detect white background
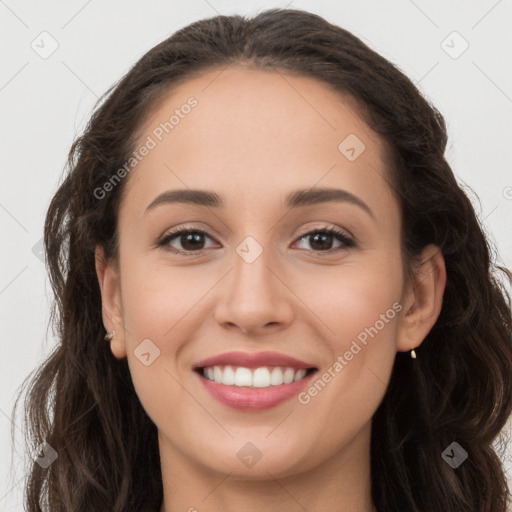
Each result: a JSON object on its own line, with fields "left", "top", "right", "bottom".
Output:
{"left": 1, "top": 0, "right": 511, "bottom": 510}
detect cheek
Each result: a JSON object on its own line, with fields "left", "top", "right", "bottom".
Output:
{"left": 119, "top": 259, "right": 192, "bottom": 427}
{"left": 117, "top": 252, "right": 192, "bottom": 398}
{"left": 293, "top": 257, "right": 403, "bottom": 346}
{"left": 289, "top": 264, "right": 402, "bottom": 461}
{"left": 120, "top": 252, "right": 200, "bottom": 339}
{"left": 298, "top": 254, "right": 402, "bottom": 402}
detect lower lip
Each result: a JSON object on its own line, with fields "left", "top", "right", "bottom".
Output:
{"left": 196, "top": 370, "right": 316, "bottom": 411}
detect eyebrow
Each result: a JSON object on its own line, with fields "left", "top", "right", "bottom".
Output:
{"left": 145, "top": 187, "right": 374, "bottom": 219}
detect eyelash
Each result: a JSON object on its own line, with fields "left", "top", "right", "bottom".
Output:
{"left": 156, "top": 224, "right": 356, "bottom": 256}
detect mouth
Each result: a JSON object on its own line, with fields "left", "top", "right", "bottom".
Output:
{"left": 193, "top": 364, "right": 318, "bottom": 411}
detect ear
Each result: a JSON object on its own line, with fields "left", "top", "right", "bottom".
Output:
{"left": 396, "top": 244, "right": 446, "bottom": 352}
{"left": 95, "top": 245, "right": 127, "bottom": 359}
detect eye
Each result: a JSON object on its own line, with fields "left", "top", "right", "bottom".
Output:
{"left": 156, "top": 225, "right": 355, "bottom": 255}
{"left": 156, "top": 227, "right": 218, "bottom": 254}
{"left": 293, "top": 226, "right": 355, "bottom": 253}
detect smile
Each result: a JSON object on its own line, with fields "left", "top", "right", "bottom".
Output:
{"left": 194, "top": 365, "right": 318, "bottom": 410}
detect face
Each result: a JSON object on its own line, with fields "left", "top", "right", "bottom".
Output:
{"left": 96, "top": 65, "right": 440, "bottom": 479}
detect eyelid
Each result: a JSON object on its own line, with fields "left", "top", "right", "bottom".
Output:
{"left": 294, "top": 223, "right": 354, "bottom": 241}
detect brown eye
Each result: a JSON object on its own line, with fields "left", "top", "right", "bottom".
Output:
{"left": 177, "top": 231, "right": 206, "bottom": 251}
{"left": 158, "top": 228, "right": 218, "bottom": 254}
{"left": 294, "top": 228, "right": 355, "bottom": 253}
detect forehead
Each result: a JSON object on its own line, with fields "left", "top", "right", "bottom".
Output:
{"left": 120, "top": 64, "right": 394, "bottom": 216}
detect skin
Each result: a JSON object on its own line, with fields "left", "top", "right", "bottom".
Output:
{"left": 95, "top": 65, "right": 446, "bottom": 512}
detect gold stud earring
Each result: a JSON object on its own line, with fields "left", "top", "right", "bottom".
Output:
{"left": 104, "top": 331, "right": 114, "bottom": 342}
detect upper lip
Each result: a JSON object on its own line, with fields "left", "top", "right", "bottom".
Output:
{"left": 193, "top": 351, "right": 316, "bottom": 370}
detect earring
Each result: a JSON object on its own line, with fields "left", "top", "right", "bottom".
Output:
{"left": 104, "top": 331, "right": 114, "bottom": 342}
{"left": 407, "top": 331, "right": 417, "bottom": 359}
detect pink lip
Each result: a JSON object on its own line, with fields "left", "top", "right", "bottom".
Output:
{"left": 193, "top": 350, "right": 315, "bottom": 370}
{"left": 195, "top": 369, "right": 317, "bottom": 410}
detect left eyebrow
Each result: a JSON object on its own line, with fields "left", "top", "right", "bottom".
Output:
{"left": 144, "top": 186, "right": 374, "bottom": 219}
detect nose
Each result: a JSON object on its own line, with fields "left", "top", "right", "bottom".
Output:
{"left": 214, "top": 245, "right": 294, "bottom": 336}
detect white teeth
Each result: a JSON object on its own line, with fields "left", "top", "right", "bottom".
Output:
{"left": 234, "top": 367, "right": 252, "bottom": 386}
{"left": 202, "top": 365, "right": 311, "bottom": 387}
{"left": 213, "top": 366, "right": 223, "bottom": 383}
{"left": 270, "top": 367, "right": 284, "bottom": 385}
{"left": 283, "top": 368, "right": 295, "bottom": 384}
{"left": 252, "top": 367, "right": 271, "bottom": 388}
{"left": 222, "top": 365, "right": 235, "bottom": 385}
{"left": 293, "top": 369, "right": 307, "bottom": 382}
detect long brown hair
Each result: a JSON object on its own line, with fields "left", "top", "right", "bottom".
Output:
{"left": 11, "top": 8, "right": 512, "bottom": 511}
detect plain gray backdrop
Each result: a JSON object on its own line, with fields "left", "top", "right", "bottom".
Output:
{"left": 1, "top": 1, "right": 511, "bottom": 510}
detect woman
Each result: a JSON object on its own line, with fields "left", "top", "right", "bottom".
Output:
{"left": 11, "top": 8, "right": 512, "bottom": 512}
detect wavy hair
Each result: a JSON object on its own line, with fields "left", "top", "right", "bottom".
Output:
{"left": 11, "top": 8, "right": 512, "bottom": 511}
